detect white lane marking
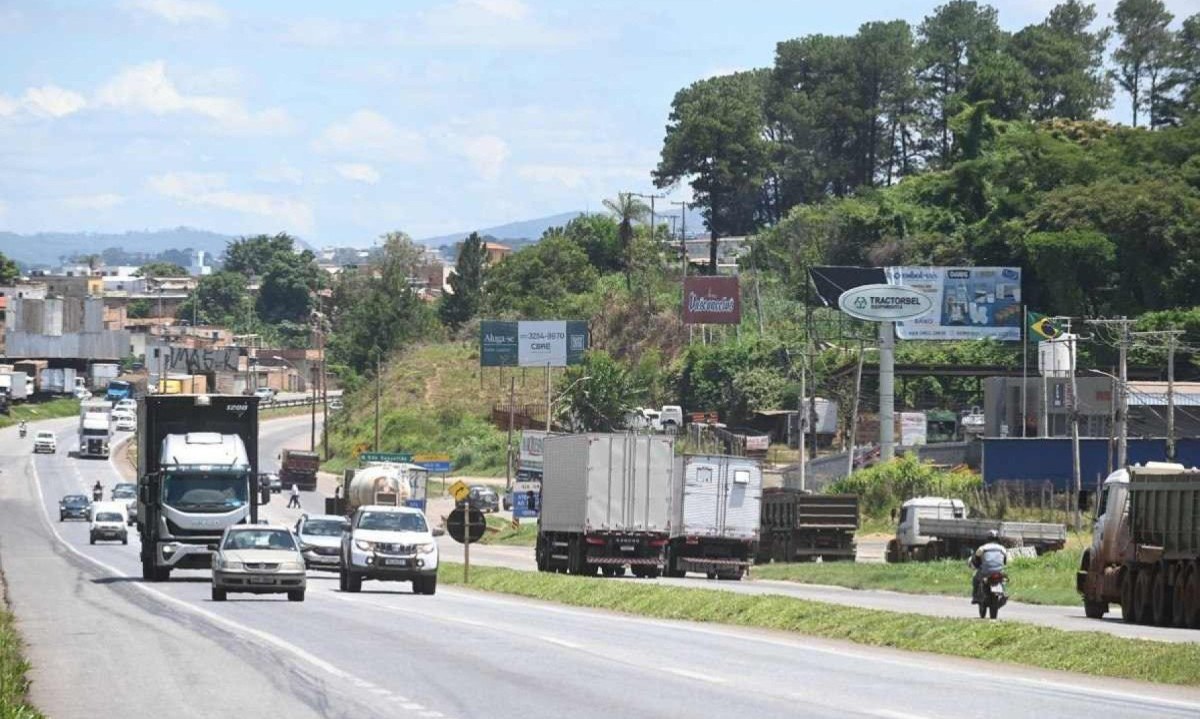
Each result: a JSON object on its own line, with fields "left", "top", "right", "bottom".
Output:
{"left": 25, "top": 458, "right": 435, "bottom": 716}
{"left": 665, "top": 667, "right": 726, "bottom": 684}
{"left": 439, "top": 589, "right": 1200, "bottom": 713}
{"left": 869, "top": 711, "right": 933, "bottom": 719}
{"left": 418, "top": 712, "right": 444, "bottom": 718}
{"left": 538, "top": 635, "right": 582, "bottom": 650}
{"left": 401, "top": 703, "right": 424, "bottom": 711}
{"left": 370, "top": 687, "right": 391, "bottom": 696}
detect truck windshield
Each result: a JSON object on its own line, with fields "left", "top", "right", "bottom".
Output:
{"left": 358, "top": 512, "right": 427, "bottom": 532}
{"left": 162, "top": 472, "right": 248, "bottom": 513}
{"left": 83, "top": 428, "right": 109, "bottom": 437}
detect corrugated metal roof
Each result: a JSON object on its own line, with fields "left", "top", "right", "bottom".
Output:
{"left": 1126, "top": 381, "right": 1200, "bottom": 407}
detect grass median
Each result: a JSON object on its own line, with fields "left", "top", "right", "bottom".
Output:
{"left": 753, "top": 548, "right": 1082, "bottom": 606}
{"left": 439, "top": 562, "right": 1200, "bottom": 686}
{"left": 481, "top": 516, "right": 538, "bottom": 546}
{"left": 0, "top": 398, "right": 80, "bottom": 431}
{"left": 0, "top": 593, "right": 43, "bottom": 719}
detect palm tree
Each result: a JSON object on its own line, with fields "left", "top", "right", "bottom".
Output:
{"left": 602, "top": 193, "right": 649, "bottom": 290}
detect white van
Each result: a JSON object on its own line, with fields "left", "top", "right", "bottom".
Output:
{"left": 90, "top": 502, "right": 129, "bottom": 545}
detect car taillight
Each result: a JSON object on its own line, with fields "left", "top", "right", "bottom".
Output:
{"left": 648, "top": 538, "right": 668, "bottom": 548}
{"left": 988, "top": 573, "right": 1004, "bottom": 583}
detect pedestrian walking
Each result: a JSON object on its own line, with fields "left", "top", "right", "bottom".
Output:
{"left": 287, "top": 483, "right": 301, "bottom": 509}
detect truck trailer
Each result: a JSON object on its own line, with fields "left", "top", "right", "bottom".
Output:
{"left": 664, "top": 454, "right": 762, "bottom": 580}
{"left": 537, "top": 433, "right": 675, "bottom": 577}
{"left": 1078, "top": 463, "right": 1200, "bottom": 627}
{"left": 756, "top": 489, "right": 859, "bottom": 563}
{"left": 280, "top": 448, "right": 320, "bottom": 491}
{"left": 136, "top": 394, "right": 263, "bottom": 581}
{"left": 78, "top": 399, "right": 113, "bottom": 458}
{"left": 886, "top": 497, "right": 1067, "bottom": 562}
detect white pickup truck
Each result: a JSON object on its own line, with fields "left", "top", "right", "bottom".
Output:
{"left": 339, "top": 505, "right": 439, "bottom": 595}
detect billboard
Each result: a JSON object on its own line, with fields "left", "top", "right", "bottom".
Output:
{"left": 480, "top": 321, "right": 588, "bottom": 367}
{"left": 885, "top": 267, "right": 1022, "bottom": 341}
{"left": 682, "top": 276, "right": 741, "bottom": 325}
{"left": 837, "top": 284, "right": 934, "bottom": 322}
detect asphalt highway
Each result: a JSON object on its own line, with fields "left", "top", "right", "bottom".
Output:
{"left": 2, "top": 417, "right": 1198, "bottom": 719}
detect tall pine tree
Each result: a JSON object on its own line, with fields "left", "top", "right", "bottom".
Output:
{"left": 439, "top": 232, "right": 485, "bottom": 328}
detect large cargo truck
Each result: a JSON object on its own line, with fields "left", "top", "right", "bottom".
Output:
{"left": 89, "top": 363, "right": 120, "bottom": 391}
{"left": 756, "top": 490, "right": 859, "bottom": 563}
{"left": 537, "top": 433, "right": 676, "bottom": 577}
{"left": 1078, "top": 463, "right": 1200, "bottom": 627}
{"left": 40, "top": 368, "right": 78, "bottom": 395}
{"left": 280, "top": 448, "right": 320, "bottom": 491}
{"left": 136, "top": 394, "right": 263, "bottom": 581}
{"left": 664, "top": 454, "right": 762, "bottom": 580}
{"left": 0, "top": 372, "right": 29, "bottom": 402}
{"left": 78, "top": 399, "right": 113, "bottom": 458}
{"left": 885, "top": 497, "right": 1066, "bottom": 562}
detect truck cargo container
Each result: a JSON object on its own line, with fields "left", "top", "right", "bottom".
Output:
{"left": 40, "top": 367, "right": 78, "bottom": 395}
{"left": 756, "top": 490, "right": 859, "bottom": 563}
{"left": 280, "top": 448, "right": 320, "bottom": 491}
{"left": 664, "top": 454, "right": 762, "bottom": 580}
{"left": 137, "top": 394, "right": 263, "bottom": 581}
{"left": 885, "top": 497, "right": 1066, "bottom": 562}
{"left": 537, "top": 433, "right": 675, "bottom": 577}
{"left": 89, "top": 362, "right": 119, "bottom": 391}
{"left": 78, "top": 399, "right": 113, "bottom": 458}
{"left": 13, "top": 360, "right": 47, "bottom": 389}
{"left": 1078, "top": 463, "right": 1200, "bottom": 627}
{"left": 0, "top": 372, "right": 29, "bottom": 402}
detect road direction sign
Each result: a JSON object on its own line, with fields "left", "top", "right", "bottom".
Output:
{"left": 446, "top": 507, "right": 486, "bottom": 544}
{"left": 360, "top": 452, "right": 412, "bottom": 463}
{"left": 413, "top": 453, "right": 452, "bottom": 473}
{"left": 512, "top": 479, "right": 541, "bottom": 519}
{"left": 449, "top": 479, "right": 469, "bottom": 503}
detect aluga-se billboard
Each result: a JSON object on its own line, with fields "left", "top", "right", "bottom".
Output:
{"left": 479, "top": 321, "right": 589, "bottom": 367}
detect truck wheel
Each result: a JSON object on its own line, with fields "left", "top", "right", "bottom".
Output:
{"left": 346, "top": 572, "right": 362, "bottom": 593}
{"left": 1186, "top": 566, "right": 1200, "bottom": 629}
{"left": 287, "top": 590, "right": 305, "bottom": 602}
{"left": 885, "top": 539, "right": 900, "bottom": 564}
{"left": 121, "top": 535, "right": 128, "bottom": 545}
{"left": 1135, "top": 570, "right": 1154, "bottom": 625}
{"left": 89, "top": 535, "right": 95, "bottom": 545}
{"left": 535, "top": 536, "right": 548, "bottom": 572}
{"left": 338, "top": 569, "right": 348, "bottom": 591}
{"left": 1083, "top": 600, "right": 1107, "bottom": 619}
{"left": 611, "top": 566, "right": 626, "bottom": 578}
{"left": 211, "top": 588, "right": 226, "bottom": 602}
{"left": 1120, "top": 569, "right": 1138, "bottom": 623}
{"left": 1172, "top": 565, "right": 1189, "bottom": 628}
{"left": 419, "top": 575, "right": 437, "bottom": 595}
{"left": 1152, "top": 569, "right": 1172, "bottom": 627}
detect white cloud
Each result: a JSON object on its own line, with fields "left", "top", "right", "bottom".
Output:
{"left": 61, "top": 194, "right": 126, "bottom": 211}
{"left": 405, "top": 0, "right": 575, "bottom": 49}
{"left": 448, "top": 134, "right": 509, "bottom": 181}
{"left": 281, "top": 18, "right": 364, "bottom": 46}
{"left": 0, "top": 95, "right": 18, "bottom": 117}
{"left": 516, "top": 164, "right": 587, "bottom": 189}
{"left": 256, "top": 162, "right": 304, "bottom": 185}
{"left": 123, "top": 0, "right": 227, "bottom": 25}
{"left": 314, "top": 110, "right": 425, "bottom": 161}
{"left": 468, "top": 0, "right": 530, "bottom": 20}
{"left": 0, "top": 200, "right": 7, "bottom": 218}
{"left": 335, "top": 163, "right": 381, "bottom": 184}
{"left": 96, "top": 61, "right": 291, "bottom": 133}
{"left": 23, "top": 85, "right": 87, "bottom": 118}
{"left": 149, "top": 172, "right": 314, "bottom": 234}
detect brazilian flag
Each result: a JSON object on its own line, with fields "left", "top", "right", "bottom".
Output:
{"left": 1027, "top": 311, "right": 1062, "bottom": 340}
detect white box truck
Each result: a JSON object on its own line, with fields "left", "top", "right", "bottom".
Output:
{"left": 537, "top": 433, "right": 676, "bottom": 578}
{"left": 664, "top": 454, "right": 762, "bottom": 581}
{"left": 78, "top": 399, "right": 113, "bottom": 458}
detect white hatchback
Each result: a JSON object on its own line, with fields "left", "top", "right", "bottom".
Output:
{"left": 112, "top": 411, "right": 137, "bottom": 432}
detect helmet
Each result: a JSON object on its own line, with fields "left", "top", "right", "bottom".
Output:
{"left": 987, "top": 529, "right": 1000, "bottom": 540}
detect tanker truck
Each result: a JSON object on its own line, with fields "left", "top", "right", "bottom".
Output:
{"left": 342, "top": 464, "right": 412, "bottom": 514}
{"left": 1077, "top": 462, "right": 1200, "bottom": 628}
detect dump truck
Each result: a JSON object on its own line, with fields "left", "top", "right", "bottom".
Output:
{"left": 280, "top": 448, "right": 320, "bottom": 491}
{"left": 78, "top": 399, "right": 113, "bottom": 458}
{"left": 886, "top": 496, "right": 1067, "bottom": 562}
{"left": 136, "top": 394, "right": 263, "bottom": 581}
{"left": 1078, "top": 462, "right": 1200, "bottom": 627}
{"left": 756, "top": 489, "right": 859, "bottom": 563}
{"left": 537, "top": 433, "right": 676, "bottom": 577}
{"left": 664, "top": 454, "right": 762, "bottom": 580}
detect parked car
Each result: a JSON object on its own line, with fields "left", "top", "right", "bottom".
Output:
{"left": 463, "top": 485, "right": 499, "bottom": 513}
{"left": 295, "top": 514, "right": 350, "bottom": 570}
{"left": 89, "top": 504, "right": 129, "bottom": 545}
{"left": 113, "top": 411, "right": 137, "bottom": 432}
{"left": 253, "top": 387, "right": 276, "bottom": 401}
{"left": 34, "top": 430, "right": 57, "bottom": 454}
{"left": 59, "top": 494, "right": 91, "bottom": 521}
{"left": 259, "top": 472, "right": 282, "bottom": 493}
{"left": 329, "top": 398, "right": 344, "bottom": 411}
{"left": 73, "top": 387, "right": 93, "bottom": 400}
{"left": 660, "top": 405, "right": 684, "bottom": 431}
{"left": 210, "top": 525, "right": 307, "bottom": 602}
{"left": 340, "top": 505, "right": 439, "bottom": 595}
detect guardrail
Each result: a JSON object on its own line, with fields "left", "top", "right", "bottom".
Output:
{"left": 261, "top": 396, "right": 338, "bottom": 409}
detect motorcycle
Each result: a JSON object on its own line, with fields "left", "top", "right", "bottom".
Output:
{"left": 976, "top": 572, "right": 1008, "bottom": 619}
{"left": 92, "top": 487, "right": 104, "bottom": 502}
{"left": 18, "top": 424, "right": 26, "bottom": 438}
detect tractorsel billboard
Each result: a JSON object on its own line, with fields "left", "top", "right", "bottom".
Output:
{"left": 682, "top": 276, "right": 741, "bottom": 325}
{"left": 480, "top": 321, "right": 588, "bottom": 367}
{"left": 837, "top": 284, "right": 933, "bottom": 322}
{"left": 886, "top": 266, "right": 1023, "bottom": 341}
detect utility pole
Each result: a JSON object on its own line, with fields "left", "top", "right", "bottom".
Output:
{"left": 1064, "top": 322, "right": 1081, "bottom": 529}
{"left": 320, "top": 325, "right": 328, "bottom": 460}
{"left": 506, "top": 377, "right": 516, "bottom": 492}
{"left": 632, "top": 191, "right": 668, "bottom": 250}
{"left": 846, "top": 341, "right": 866, "bottom": 479}
{"left": 544, "top": 364, "right": 552, "bottom": 432}
{"left": 310, "top": 362, "right": 317, "bottom": 451}
{"left": 671, "top": 200, "right": 687, "bottom": 275}
{"left": 1168, "top": 333, "right": 1176, "bottom": 460}
{"left": 879, "top": 321, "right": 895, "bottom": 462}
{"left": 798, "top": 350, "right": 806, "bottom": 491}
{"left": 1088, "top": 318, "right": 1136, "bottom": 468}
{"left": 374, "top": 351, "right": 381, "bottom": 452}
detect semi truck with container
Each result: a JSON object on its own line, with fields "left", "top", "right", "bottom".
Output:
{"left": 280, "top": 448, "right": 321, "bottom": 491}
{"left": 756, "top": 489, "right": 859, "bottom": 563}
{"left": 537, "top": 433, "right": 675, "bottom": 577}
{"left": 1077, "top": 462, "right": 1200, "bottom": 627}
{"left": 88, "top": 363, "right": 120, "bottom": 391}
{"left": 885, "top": 497, "right": 1067, "bottom": 562}
{"left": 0, "top": 372, "right": 29, "bottom": 402}
{"left": 78, "top": 399, "right": 113, "bottom": 459}
{"left": 663, "top": 454, "right": 762, "bottom": 580}
{"left": 136, "top": 394, "right": 264, "bottom": 581}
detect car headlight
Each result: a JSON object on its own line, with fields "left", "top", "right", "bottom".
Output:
{"left": 300, "top": 543, "right": 315, "bottom": 552}
{"left": 282, "top": 561, "right": 305, "bottom": 572}
{"left": 354, "top": 539, "right": 374, "bottom": 551}
{"left": 215, "top": 559, "right": 243, "bottom": 570}
{"left": 417, "top": 542, "right": 436, "bottom": 555}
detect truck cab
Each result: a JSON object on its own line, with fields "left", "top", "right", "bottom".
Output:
{"left": 896, "top": 497, "right": 966, "bottom": 549}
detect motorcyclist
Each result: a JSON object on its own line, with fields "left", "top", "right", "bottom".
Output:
{"left": 92, "top": 481, "right": 104, "bottom": 501}
{"left": 969, "top": 529, "right": 1008, "bottom": 604}
{"left": 18, "top": 420, "right": 27, "bottom": 437}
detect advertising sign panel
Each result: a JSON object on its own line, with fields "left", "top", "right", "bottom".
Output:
{"left": 511, "top": 479, "right": 542, "bottom": 519}
{"left": 837, "top": 284, "right": 934, "bottom": 322}
{"left": 886, "top": 267, "right": 1022, "bottom": 341}
{"left": 479, "top": 321, "right": 588, "bottom": 367}
{"left": 682, "top": 276, "right": 741, "bottom": 325}
{"left": 519, "top": 430, "right": 548, "bottom": 474}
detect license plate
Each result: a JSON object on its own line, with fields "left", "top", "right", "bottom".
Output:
{"left": 620, "top": 545, "right": 635, "bottom": 552}
{"left": 991, "top": 584, "right": 1005, "bottom": 594}
{"left": 384, "top": 558, "right": 410, "bottom": 567}
{"left": 249, "top": 577, "right": 275, "bottom": 584}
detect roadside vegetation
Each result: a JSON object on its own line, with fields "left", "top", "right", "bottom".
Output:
{"left": 0, "top": 589, "right": 43, "bottom": 719}
{"left": 481, "top": 516, "right": 538, "bottom": 546}
{"left": 755, "top": 545, "right": 1084, "bottom": 606}
{"left": 0, "top": 399, "right": 80, "bottom": 431}
{"left": 440, "top": 564, "right": 1200, "bottom": 686}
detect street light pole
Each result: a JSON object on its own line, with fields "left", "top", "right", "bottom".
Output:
{"left": 671, "top": 200, "right": 687, "bottom": 275}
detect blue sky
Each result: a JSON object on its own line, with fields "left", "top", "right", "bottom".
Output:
{"left": 0, "top": 0, "right": 1196, "bottom": 246}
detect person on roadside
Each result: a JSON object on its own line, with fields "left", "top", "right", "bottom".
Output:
{"left": 968, "top": 529, "right": 1008, "bottom": 604}
{"left": 287, "top": 483, "right": 301, "bottom": 509}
